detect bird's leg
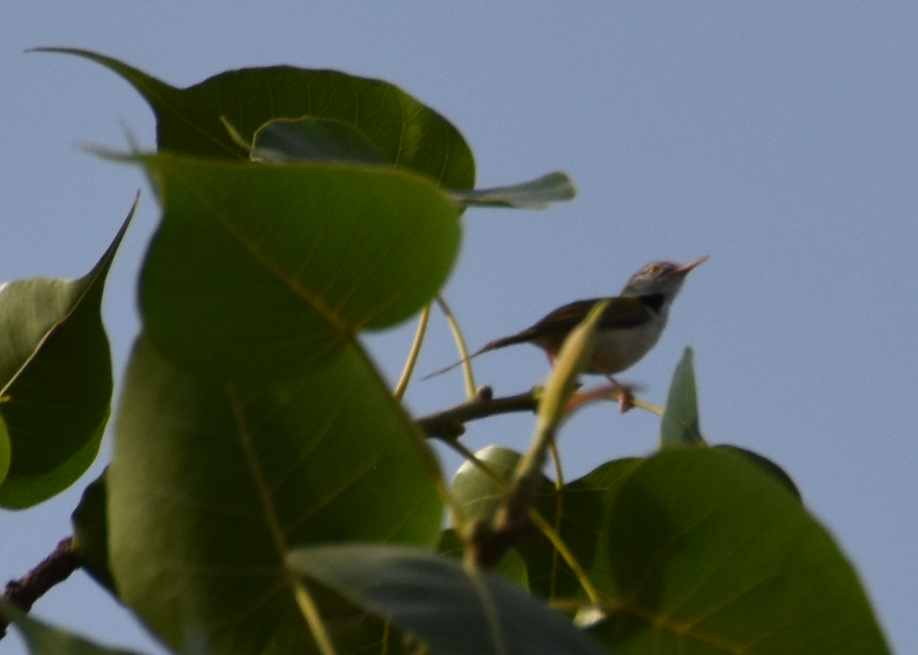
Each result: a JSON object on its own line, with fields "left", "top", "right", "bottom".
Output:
{"left": 605, "top": 376, "right": 636, "bottom": 413}
{"left": 548, "top": 350, "right": 636, "bottom": 414}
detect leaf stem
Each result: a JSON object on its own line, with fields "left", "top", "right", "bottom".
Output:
{"left": 393, "top": 303, "right": 432, "bottom": 401}
{"left": 435, "top": 296, "right": 476, "bottom": 400}
{"left": 292, "top": 581, "right": 339, "bottom": 655}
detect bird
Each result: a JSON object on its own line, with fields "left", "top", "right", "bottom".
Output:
{"left": 425, "top": 257, "right": 708, "bottom": 399}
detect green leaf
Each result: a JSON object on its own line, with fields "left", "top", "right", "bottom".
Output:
{"left": 596, "top": 448, "right": 890, "bottom": 654}
{"left": 1, "top": 602, "right": 145, "bottom": 655}
{"left": 450, "top": 449, "right": 644, "bottom": 601}
{"left": 138, "top": 154, "right": 461, "bottom": 377}
{"left": 517, "top": 458, "right": 643, "bottom": 602}
{"left": 71, "top": 473, "right": 117, "bottom": 595}
{"left": 713, "top": 444, "right": 802, "bottom": 501}
{"left": 449, "top": 171, "right": 577, "bottom": 210}
{"left": 40, "top": 48, "right": 475, "bottom": 190}
{"left": 287, "top": 544, "right": 609, "bottom": 655}
{"left": 251, "top": 118, "right": 390, "bottom": 165}
{"left": 659, "top": 347, "right": 705, "bottom": 448}
{"left": 108, "top": 337, "right": 443, "bottom": 654}
{"left": 0, "top": 199, "right": 135, "bottom": 508}
{"left": 437, "top": 528, "right": 530, "bottom": 590}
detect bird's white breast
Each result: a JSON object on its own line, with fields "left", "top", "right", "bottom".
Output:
{"left": 585, "top": 312, "right": 668, "bottom": 374}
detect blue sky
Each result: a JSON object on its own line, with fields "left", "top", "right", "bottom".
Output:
{"left": 2, "top": 3, "right": 916, "bottom": 653}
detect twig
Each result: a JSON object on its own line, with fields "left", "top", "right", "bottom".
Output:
{"left": 416, "top": 386, "right": 540, "bottom": 440}
{"left": 0, "top": 538, "right": 79, "bottom": 639}
{"left": 414, "top": 380, "right": 656, "bottom": 441}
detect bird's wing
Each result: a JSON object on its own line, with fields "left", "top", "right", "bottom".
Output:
{"left": 531, "top": 296, "right": 655, "bottom": 332}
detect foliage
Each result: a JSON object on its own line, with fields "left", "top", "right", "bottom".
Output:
{"left": 1, "top": 50, "right": 890, "bottom": 655}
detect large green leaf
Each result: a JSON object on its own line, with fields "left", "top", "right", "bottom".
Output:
{"left": 139, "top": 154, "right": 461, "bottom": 377}
{"left": 515, "top": 458, "right": 642, "bottom": 602}
{"left": 41, "top": 48, "right": 475, "bottom": 190}
{"left": 251, "top": 119, "right": 577, "bottom": 210}
{"left": 108, "top": 337, "right": 443, "bottom": 654}
{"left": 713, "top": 444, "right": 801, "bottom": 501}
{"left": 450, "top": 447, "right": 643, "bottom": 603}
{"left": 287, "top": 544, "right": 609, "bottom": 655}
{"left": 0, "top": 201, "right": 134, "bottom": 507}
{"left": 2, "top": 602, "right": 145, "bottom": 655}
{"left": 596, "top": 448, "right": 890, "bottom": 654}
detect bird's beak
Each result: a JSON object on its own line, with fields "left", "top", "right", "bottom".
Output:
{"left": 676, "top": 255, "right": 709, "bottom": 275}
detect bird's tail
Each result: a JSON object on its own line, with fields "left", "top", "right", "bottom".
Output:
{"left": 421, "top": 331, "right": 536, "bottom": 380}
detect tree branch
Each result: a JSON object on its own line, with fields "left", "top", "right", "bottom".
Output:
{"left": 415, "top": 386, "right": 540, "bottom": 440}
{"left": 0, "top": 538, "right": 78, "bottom": 639}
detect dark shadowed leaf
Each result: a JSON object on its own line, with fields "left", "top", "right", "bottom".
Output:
{"left": 0, "top": 199, "right": 134, "bottom": 507}
{"left": 518, "top": 458, "right": 642, "bottom": 602}
{"left": 450, "top": 447, "right": 643, "bottom": 602}
{"left": 287, "top": 544, "right": 609, "bottom": 655}
{"left": 437, "top": 528, "right": 530, "bottom": 590}
{"left": 596, "top": 448, "right": 889, "bottom": 654}
{"left": 39, "top": 48, "right": 475, "bottom": 190}
{"left": 659, "top": 347, "right": 704, "bottom": 448}
{"left": 71, "top": 473, "right": 117, "bottom": 595}
{"left": 108, "top": 337, "right": 443, "bottom": 655}
{"left": 139, "top": 154, "right": 461, "bottom": 377}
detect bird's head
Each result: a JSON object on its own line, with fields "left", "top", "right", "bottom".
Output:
{"left": 620, "top": 256, "right": 709, "bottom": 302}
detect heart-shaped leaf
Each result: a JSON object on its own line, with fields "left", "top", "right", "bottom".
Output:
{"left": 0, "top": 199, "right": 134, "bottom": 507}
{"left": 596, "top": 448, "right": 890, "bottom": 654}
{"left": 139, "top": 154, "right": 461, "bottom": 377}
{"left": 108, "top": 337, "right": 443, "bottom": 654}
{"left": 39, "top": 48, "right": 475, "bottom": 190}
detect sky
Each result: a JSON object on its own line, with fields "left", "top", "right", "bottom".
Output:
{"left": 2, "top": 3, "right": 917, "bottom": 653}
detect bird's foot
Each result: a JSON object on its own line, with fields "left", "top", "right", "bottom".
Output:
{"left": 605, "top": 377, "right": 636, "bottom": 413}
